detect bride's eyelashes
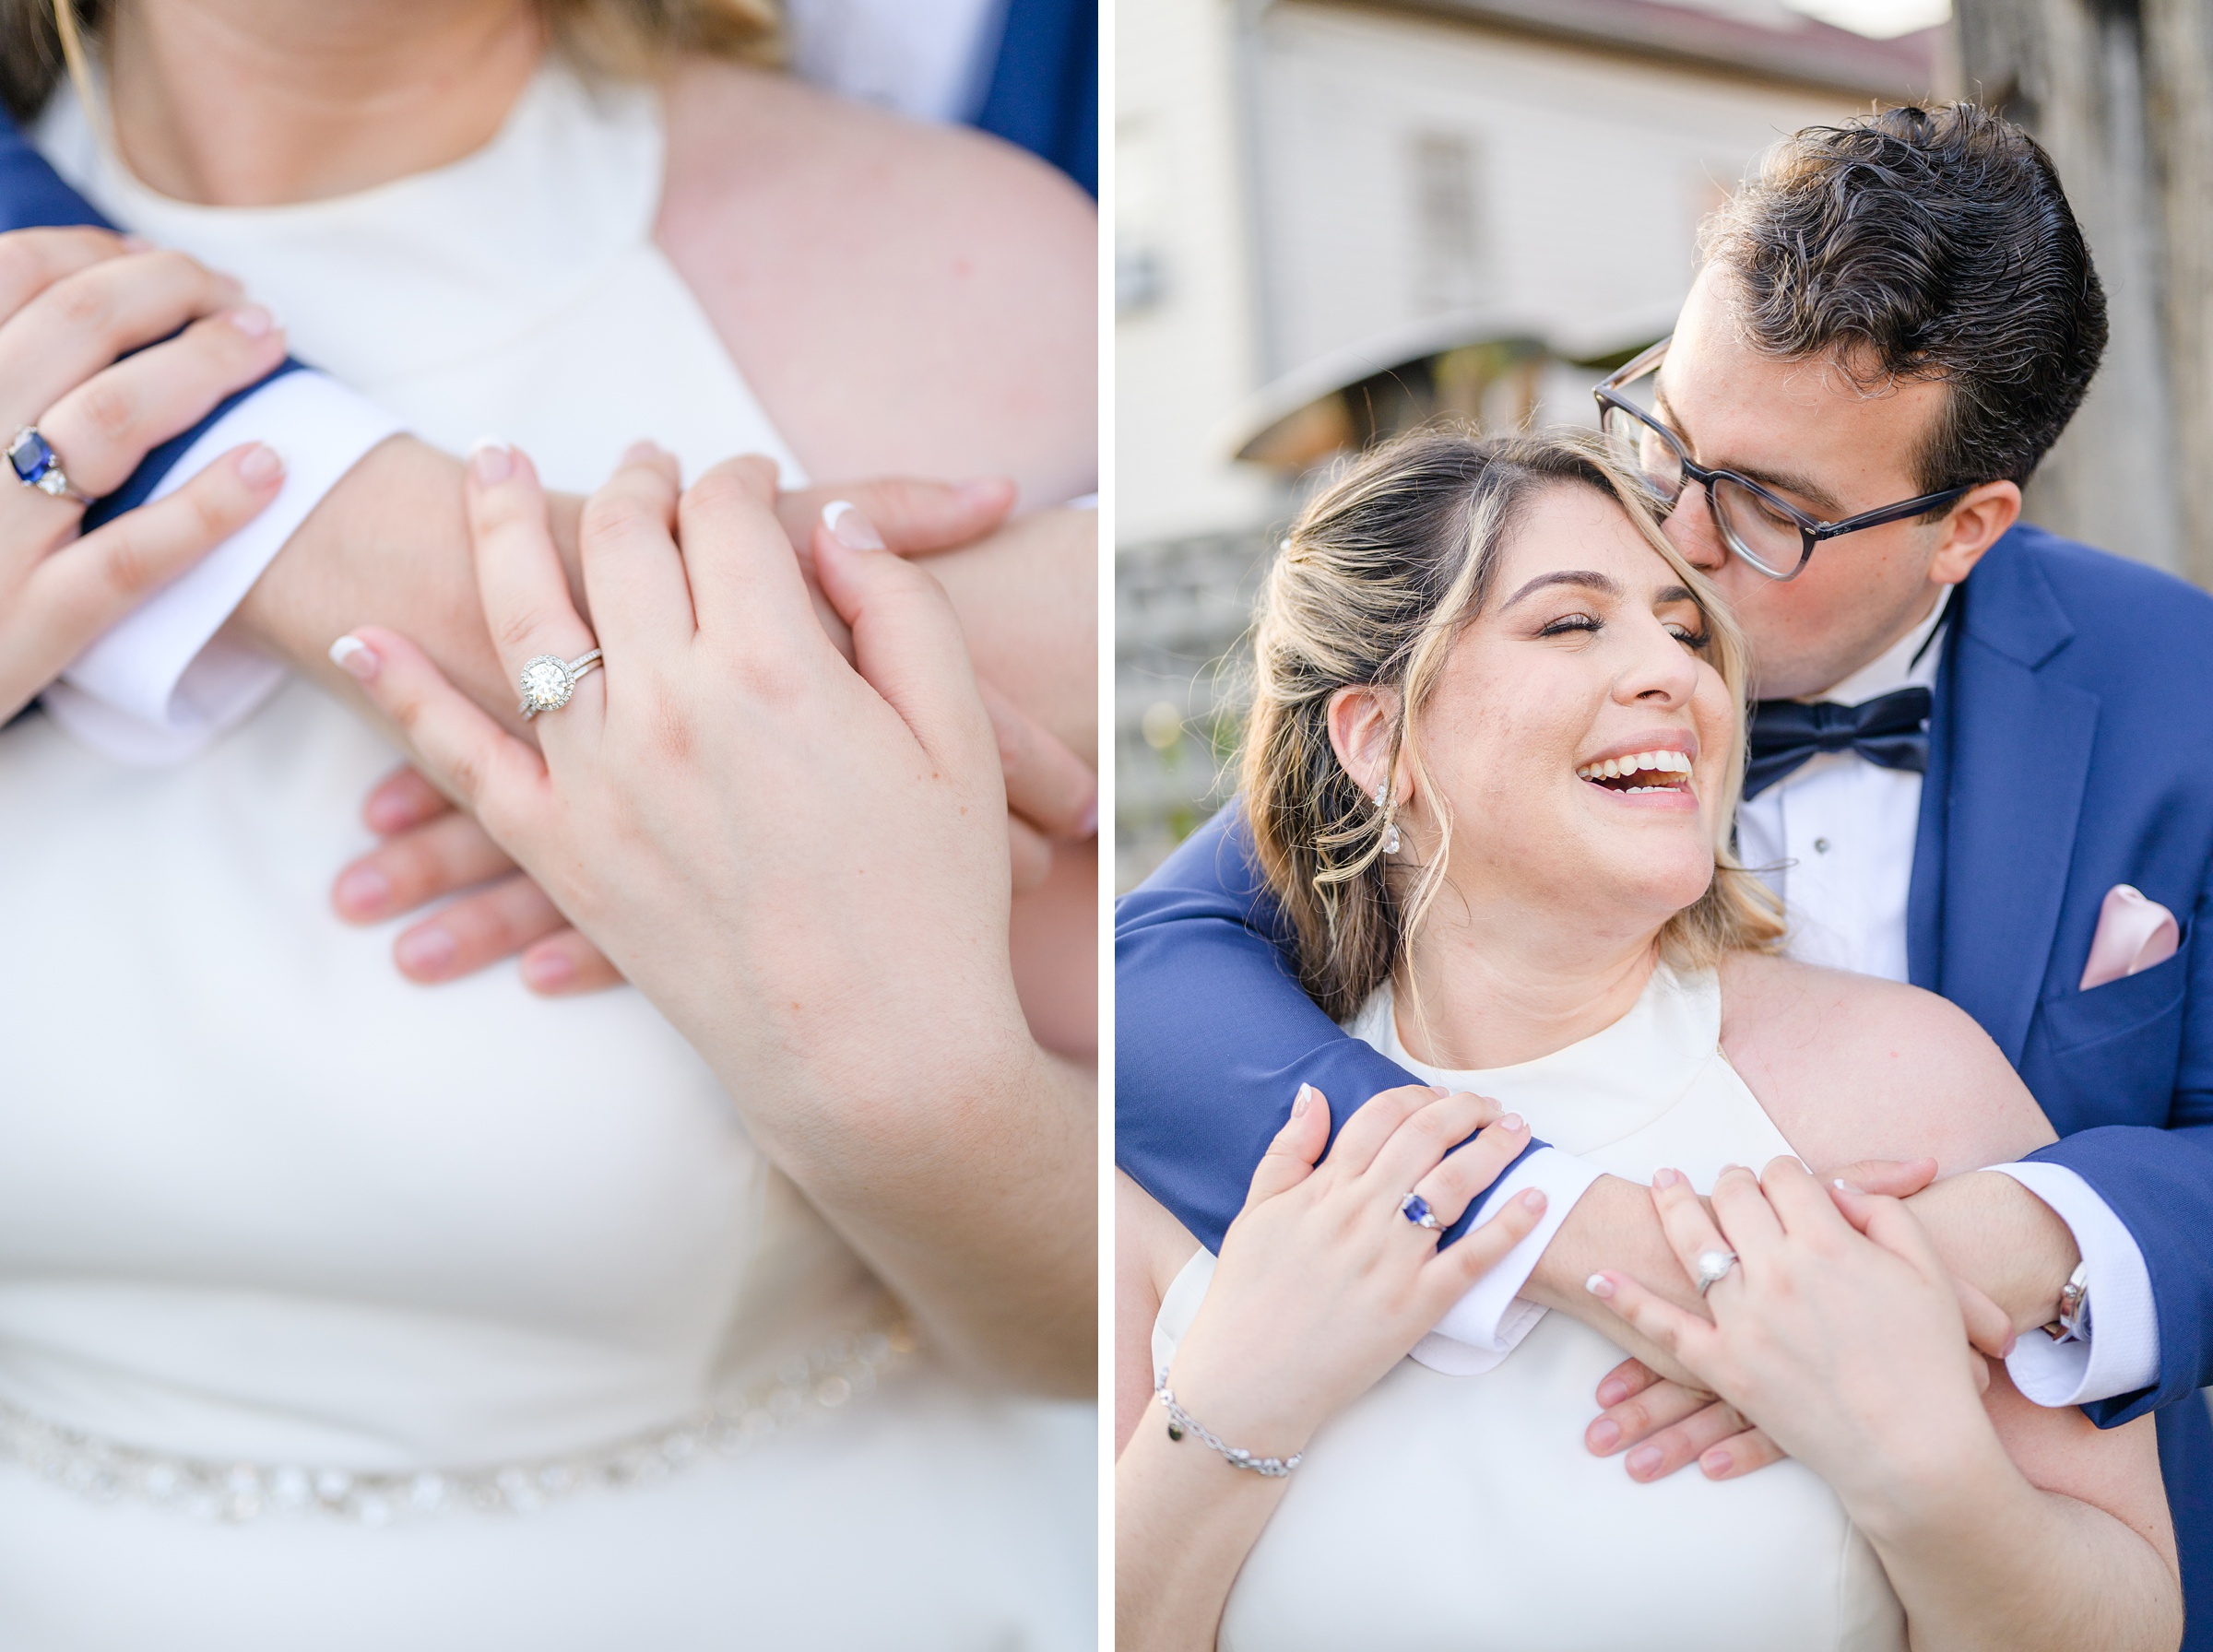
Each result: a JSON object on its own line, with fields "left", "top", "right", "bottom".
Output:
{"left": 1533, "top": 610, "right": 1603, "bottom": 641}
{"left": 1530, "top": 610, "right": 1713, "bottom": 652}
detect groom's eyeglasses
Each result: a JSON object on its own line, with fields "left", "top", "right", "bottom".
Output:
{"left": 1593, "top": 337, "right": 1971, "bottom": 582}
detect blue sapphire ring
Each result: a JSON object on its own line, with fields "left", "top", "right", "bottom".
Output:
{"left": 1398, "top": 1192, "right": 1442, "bottom": 1231}
{"left": 6, "top": 426, "right": 89, "bottom": 504}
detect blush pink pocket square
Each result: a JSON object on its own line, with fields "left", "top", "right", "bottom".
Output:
{"left": 2080, "top": 884, "right": 2181, "bottom": 991}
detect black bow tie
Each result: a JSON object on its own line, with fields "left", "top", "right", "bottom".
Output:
{"left": 1744, "top": 687, "right": 1932, "bottom": 801}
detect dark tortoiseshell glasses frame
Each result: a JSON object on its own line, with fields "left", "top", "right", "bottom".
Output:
{"left": 1593, "top": 337, "right": 1971, "bottom": 581}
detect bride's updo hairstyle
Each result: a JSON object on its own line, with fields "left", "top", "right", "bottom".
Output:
{"left": 1242, "top": 427, "right": 1783, "bottom": 1021}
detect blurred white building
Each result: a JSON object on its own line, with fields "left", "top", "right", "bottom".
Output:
{"left": 1116, "top": 0, "right": 1954, "bottom": 886}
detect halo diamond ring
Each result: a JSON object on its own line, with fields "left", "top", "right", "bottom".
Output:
{"left": 7, "top": 427, "right": 89, "bottom": 503}
{"left": 1693, "top": 1248, "right": 1740, "bottom": 1296}
{"left": 517, "top": 649, "right": 603, "bottom": 719}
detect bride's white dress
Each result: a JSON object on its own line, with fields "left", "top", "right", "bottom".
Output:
{"left": 1153, "top": 966, "right": 1910, "bottom": 1652}
{"left": 0, "top": 69, "right": 1091, "bottom": 1651}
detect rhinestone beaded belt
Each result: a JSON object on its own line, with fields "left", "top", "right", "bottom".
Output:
{"left": 0, "top": 1313, "right": 917, "bottom": 1526}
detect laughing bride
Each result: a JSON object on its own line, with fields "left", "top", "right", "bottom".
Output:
{"left": 1116, "top": 430, "right": 2178, "bottom": 1651}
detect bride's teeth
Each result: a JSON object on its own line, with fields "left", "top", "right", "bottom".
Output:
{"left": 1636, "top": 752, "right": 1655, "bottom": 771}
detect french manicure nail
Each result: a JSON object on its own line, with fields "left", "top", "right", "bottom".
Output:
{"left": 236, "top": 442, "right": 283, "bottom": 486}
{"left": 1597, "top": 1378, "right": 1630, "bottom": 1406}
{"left": 1702, "top": 1450, "right": 1732, "bottom": 1478}
{"left": 621, "top": 439, "right": 662, "bottom": 466}
{"left": 956, "top": 477, "right": 1012, "bottom": 509}
{"left": 1832, "top": 1178, "right": 1862, "bottom": 1194}
{"left": 227, "top": 304, "right": 273, "bottom": 338}
{"left": 1584, "top": 1273, "right": 1613, "bottom": 1298}
{"left": 1652, "top": 1167, "right": 1683, "bottom": 1189}
{"left": 468, "top": 439, "right": 513, "bottom": 485}
{"left": 327, "top": 634, "right": 378, "bottom": 681}
{"left": 823, "top": 500, "right": 886, "bottom": 551}
{"left": 1292, "top": 1084, "right": 1316, "bottom": 1118}
{"left": 395, "top": 927, "right": 456, "bottom": 976}
{"left": 1588, "top": 1420, "right": 1620, "bottom": 1451}
{"left": 522, "top": 949, "right": 574, "bottom": 992}
{"left": 1497, "top": 1112, "right": 1524, "bottom": 1133}
{"left": 334, "top": 866, "right": 390, "bottom": 916}
{"left": 1520, "top": 1187, "right": 1547, "bottom": 1210}
{"left": 1627, "top": 1446, "right": 1662, "bottom": 1478}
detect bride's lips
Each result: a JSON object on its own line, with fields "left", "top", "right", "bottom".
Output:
{"left": 1576, "top": 729, "right": 1700, "bottom": 811}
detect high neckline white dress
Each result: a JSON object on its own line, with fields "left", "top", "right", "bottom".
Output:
{"left": 1152, "top": 965, "right": 1910, "bottom": 1651}
{"left": 0, "top": 65, "right": 1090, "bottom": 1651}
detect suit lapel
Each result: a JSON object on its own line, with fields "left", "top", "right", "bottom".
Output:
{"left": 1925, "top": 535, "right": 2101, "bottom": 1064}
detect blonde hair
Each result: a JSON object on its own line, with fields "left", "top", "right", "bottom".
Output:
{"left": 1239, "top": 427, "right": 1784, "bottom": 1022}
{"left": 6, "top": 0, "right": 780, "bottom": 124}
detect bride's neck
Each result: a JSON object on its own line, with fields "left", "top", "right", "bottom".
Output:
{"left": 1396, "top": 893, "right": 1663, "bottom": 1071}
{"left": 104, "top": 0, "right": 544, "bottom": 206}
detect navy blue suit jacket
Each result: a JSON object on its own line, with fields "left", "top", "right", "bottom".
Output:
{"left": 974, "top": 0, "right": 1096, "bottom": 196}
{"left": 1118, "top": 524, "right": 2213, "bottom": 1637}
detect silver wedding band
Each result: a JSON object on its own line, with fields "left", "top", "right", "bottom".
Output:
{"left": 517, "top": 649, "right": 603, "bottom": 719}
{"left": 7, "top": 426, "right": 89, "bottom": 504}
{"left": 1693, "top": 1248, "right": 1740, "bottom": 1296}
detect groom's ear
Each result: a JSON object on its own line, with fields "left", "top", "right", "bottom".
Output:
{"left": 1929, "top": 479, "right": 2021, "bottom": 587}
{"left": 1326, "top": 684, "right": 1401, "bottom": 801}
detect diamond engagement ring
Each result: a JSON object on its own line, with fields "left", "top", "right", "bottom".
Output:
{"left": 7, "top": 426, "right": 89, "bottom": 503}
{"left": 1694, "top": 1248, "right": 1740, "bottom": 1296}
{"left": 1398, "top": 1193, "right": 1442, "bottom": 1231}
{"left": 517, "top": 649, "right": 603, "bottom": 718}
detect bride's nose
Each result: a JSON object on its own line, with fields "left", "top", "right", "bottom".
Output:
{"left": 1615, "top": 619, "right": 1700, "bottom": 707}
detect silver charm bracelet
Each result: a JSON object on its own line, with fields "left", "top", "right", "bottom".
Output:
{"left": 1154, "top": 1379, "right": 1303, "bottom": 1478}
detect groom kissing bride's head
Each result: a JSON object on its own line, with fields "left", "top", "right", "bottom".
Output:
{"left": 1118, "top": 96, "right": 2213, "bottom": 1652}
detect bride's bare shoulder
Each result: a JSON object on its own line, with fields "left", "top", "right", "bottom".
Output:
{"left": 656, "top": 60, "right": 1095, "bottom": 495}
{"left": 1716, "top": 951, "right": 2055, "bottom": 1174}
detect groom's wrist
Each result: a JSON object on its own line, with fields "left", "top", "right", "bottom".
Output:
{"left": 1905, "top": 1171, "right": 2079, "bottom": 1335}
{"left": 232, "top": 437, "right": 589, "bottom": 738}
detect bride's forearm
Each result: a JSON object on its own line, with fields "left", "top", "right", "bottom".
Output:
{"left": 710, "top": 1036, "right": 1095, "bottom": 1397}
{"left": 1857, "top": 1437, "right": 2180, "bottom": 1652}
{"left": 1117, "top": 1421, "right": 1289, "bottom": 1651}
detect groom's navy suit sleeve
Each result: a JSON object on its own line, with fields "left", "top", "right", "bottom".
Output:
{"left": 0, "top": 112, "right": 305, "bottom": 536}
{"left": 1115, "top": 805, "right": 1546, "bottom": 1253}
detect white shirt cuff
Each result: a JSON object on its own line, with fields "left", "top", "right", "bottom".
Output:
{"left": 1410, "top": 1148, "right": 1607, "bottom": 1375}
{"left": 41, "top": 372, "right": 407, "bottom": 765}
{"left": 1984, "top": 1162, "right": 2161, "bottom": 1407}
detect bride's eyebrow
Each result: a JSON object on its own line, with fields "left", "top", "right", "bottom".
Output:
{"left": 1501, "top": 570, "right": 1620, "bottom": 609}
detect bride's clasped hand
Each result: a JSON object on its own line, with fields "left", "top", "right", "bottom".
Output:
{"left": 331, "top": 442, "right": 1093, "bottom": 1392}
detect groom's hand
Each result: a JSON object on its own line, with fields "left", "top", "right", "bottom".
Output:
{"left": 1582, "top": 1158, "right": 2018, "bottom": 1484}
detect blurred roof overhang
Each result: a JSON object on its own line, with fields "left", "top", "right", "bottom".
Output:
{"left": 1334, "top": 0, "right": 1951, "bottom": 101}
{"left": 1225, "top": 301, "right": 1676, "bottom": 470}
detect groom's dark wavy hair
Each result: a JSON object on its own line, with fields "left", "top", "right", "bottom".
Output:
{"left": 1702, "top": 102, "right": 2108, "bottom": 495}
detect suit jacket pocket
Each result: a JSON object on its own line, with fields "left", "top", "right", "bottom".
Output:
{"left": 2036, "top": 924, "right": 2195, "bottom": 1066}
